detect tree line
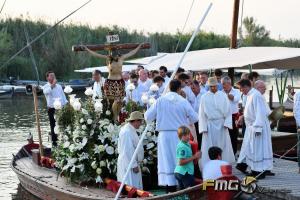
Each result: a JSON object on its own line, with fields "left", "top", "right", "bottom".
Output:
{"left": 0, "top": 16, "right": 300, "bottom": 81}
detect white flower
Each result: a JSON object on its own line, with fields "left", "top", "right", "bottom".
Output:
{"left": 80, "top": 118, "right": 84, "bottom": 124}
{"left": 81, "top": 108, "right": 89, "bottom": 115}
{"left": 71, "top": 166, "right": 76, "bottom": 173}
{"left": 69, "top": 94, "right": 76, "bottom": 106}
{"left": 106, "top": 146, "right": 114, "bottom": 155}
{"left": 53, "top": 98, "right": 62, "bottom": 110}
{"left": 64, "top": 85, "right": 73, "bottom": 94}
{"left": 147, "top": 142, "right": 155, "bottom": 150}
{"left": 90, "top": 130, "right": 94, "bottom": 136}
{"left": 94, "top": 145, "right": 105, "bottom": 154}
{"left": 63, "top": 141, "right": 70, "bottom": 148}
{"left": 105, "top": 110, "right": 111, "bottom": 115}
{"left": 96, "top": 168, "right": 102, "bottom": 175}
{"left": 94, "top": 100, "right": 103, "bottom": 112}
{"left": 73, "top": 99, "right": 81, "bottom": 111}
{"left": 91, "top": 161, "right": 97, "bottom": 169}
{"left": 146, "top": 132, "right": 152, "bottom": 137}
{"left": 95, "top": 175, "right": 103, "bottom": 183}
{"left": 126, "top": 83, "right": 135, "bottom": 91}
{"left": 149, "top": 96, "right": 156, "bottom": 105}
{"left": 141, "top": 93, "right": 148, "bottom": 104}
{"left": 87, "top": 119, "right": 93, "bottom": 125}
{"left": 78, "top": 152, "right": 89, "bottom": 161}
{"left": 107, "top": 123, "right": 114, "bottom": 133}
{"left": 143, "top": 159, "right": 148, "bottom": 164}
{"left": 100, "top": 161, "right": 106, "bottom": 167}
{"left": 76, "top": 137, "right": 88, "bottom": 150}
{"left": 150, "top": 84, "right": 159, "bottom": 92}
{"left": 69, "top": 144, "right": 75, "bottom": 152}
{"left": 84, "top": 87, "right": 93, "bottom": 96}
{"left": 82, "top": 125, "right": 87, "bottom": 130}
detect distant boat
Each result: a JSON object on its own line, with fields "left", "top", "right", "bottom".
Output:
{"left": 0, "top": 88, "right": 13, "bottom": 99}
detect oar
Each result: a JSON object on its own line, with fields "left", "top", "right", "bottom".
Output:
{"left": 32, "top": 86, "right": 44, "bottom": 157}
{"left": 114, "top": 3, "right": 213, "bottom": 200}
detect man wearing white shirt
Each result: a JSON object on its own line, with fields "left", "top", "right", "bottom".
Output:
{"left": 191, "top": 80, "right": 204, "bottom": 150}
{"left": 92, "top": 70, "right": 104, "bottom": 99}
{"left": 222, "top": 76, "right": 241, "bottom": 155}
{"left": 198, "top": 71, "right": 209, "bottom": 92}
{"left": 203, "top": 146, "right": 229, "bottom": 180}
{"left": 178, "top": 73, "right": 196, "bottom": 107}
{"left": 293, "top": 90, "right": 300, "bottom": 173}
{"left": 122, "top": 72, "right": 130, "bottom": 88}
{"left": 145, "top": 80, "right": 198, "bottom": 192}
{"left": 138, "top": 69, "right": 152, "bottom": 93}
{"left": 125, "top": 73, "right": 144, "bottom": 105}
{"left": 159, "top": 66, "right": 170, "bottom": 83}
{"left": 42, "top": 71, "right": 67, "bottom": 146}
{"left": 159, "top": 66, "right": 170, "bottom": 92}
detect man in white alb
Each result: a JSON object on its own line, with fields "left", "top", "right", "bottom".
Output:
{"left": 145, "top": 79, "right": 198, "bottom": 192}
{"left": 117, "top": 111, "right": 144, "bottom": 189}
{"left": 222, "top": 76, "right": 241, "bottom": 155}
{"left": 198, "top": 77, "right": 235, "bottom": 169}
{"left": 43, "top": 71, "right": 67, "bottom": 146}
{"left": 236, "top": 79, "right": 273, "bottom": 179}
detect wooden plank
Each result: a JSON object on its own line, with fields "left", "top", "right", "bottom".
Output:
{"left": 233, "top": 158, "right": 300, "bottom": 200}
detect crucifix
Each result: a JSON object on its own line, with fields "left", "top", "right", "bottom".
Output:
{"left": 72, "top": 34, "right": 150, "bottom": 122}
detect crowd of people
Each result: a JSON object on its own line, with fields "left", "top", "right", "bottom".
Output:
{"left": 42, "top": 65, "right": 278, "bottom": 192}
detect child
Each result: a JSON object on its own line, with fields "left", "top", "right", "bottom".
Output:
{"left": 174, "top": 126, "right": 201, "bottom": 189}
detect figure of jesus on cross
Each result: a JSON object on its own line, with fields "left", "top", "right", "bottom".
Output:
{"left": 72, "top": 35, "right": 150, "bottom": 121}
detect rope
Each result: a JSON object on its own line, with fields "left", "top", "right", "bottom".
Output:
{"left": 0, "top": 0, "right": 6, "bottom": 14}
{"left": 276, "top": 141, "right": 299, "bottom": 160}
{"left": 174, "top": 0, "right": 196, "bottom": 53}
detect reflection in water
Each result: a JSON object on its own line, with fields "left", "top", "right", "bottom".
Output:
{"left": 0, "top": 97, "right": 50, "bottom": 200}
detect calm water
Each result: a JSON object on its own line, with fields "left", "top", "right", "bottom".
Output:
{"left": 0, "top": 76, "right": 299, "bottom": 200}
{"left": 0, "top": 97, "right": 50, "bottom": 200}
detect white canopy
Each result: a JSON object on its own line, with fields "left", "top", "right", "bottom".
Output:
{"left": 75, "top": 65, "right": 138, "bottom": 73}
{"left": 127, "top": 47, "right": 300, "bottom": 71}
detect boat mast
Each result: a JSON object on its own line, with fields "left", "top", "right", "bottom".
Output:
{"left": 24, "top": 25, "right": 40, "bottom": 86}
{"left": 228, "top": 0, "right": 240, "bottom": 84}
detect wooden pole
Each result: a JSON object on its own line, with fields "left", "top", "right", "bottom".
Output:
{"left": 32, "top": 86, "right": 44, "bottom": 157}
{"left": 229, "top": 0, "right": 240, "bottom": 85}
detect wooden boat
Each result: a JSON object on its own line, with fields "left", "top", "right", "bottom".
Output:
{"left": 11, "top": 146, "right": 207, "bottom": 200}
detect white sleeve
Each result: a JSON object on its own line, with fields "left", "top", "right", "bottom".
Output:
{"left": 198, "top": 99, "right": 208, "bottom": 133}
{"left": 294, "top": 92, "right": 300, "bottom": 127}
{"left": 43, "top": 84, "right": 52, "bottom": 95}
{"left": 144, "top": 101, "right": 158, "bottom": 122}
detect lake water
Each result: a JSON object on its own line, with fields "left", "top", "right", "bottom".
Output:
{"left": 0, "top": 97, "right": 50, "bottom": 200}
{"left": 0, "top": 75, "right": 299, "bottom": 200}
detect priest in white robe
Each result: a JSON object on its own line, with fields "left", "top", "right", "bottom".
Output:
{"left": 237, "top": 79, "right": 273, "bottom": 179}
{"left": 198, "top": 77, "right": 235, "bottom": 169}
{"left": 145, "top": 80, "right": 198, "bottom": 191}
{"left": 92, "top": 70, "right": 104, "bottom": 99}
{"left": 117, "top": 111, "right": 145, "bottom": 189}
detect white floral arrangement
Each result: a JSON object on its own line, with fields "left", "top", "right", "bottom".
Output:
{"left": 53, "top": 86, "right": 158, "bottom": 184}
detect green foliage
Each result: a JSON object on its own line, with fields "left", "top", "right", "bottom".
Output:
{"left": 1, "top": 17, "right": 300, "bottom": 80}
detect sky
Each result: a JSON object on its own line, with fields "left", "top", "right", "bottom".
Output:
{"left": 1, "top": 0, "right": 300, "bottom": 40}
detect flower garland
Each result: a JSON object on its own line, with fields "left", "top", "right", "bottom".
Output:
{"left": 53, "top": 87, "right": 158, "bottom": 184}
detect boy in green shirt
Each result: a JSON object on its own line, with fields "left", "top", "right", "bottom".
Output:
{"left": 174, "top": 126, "right": 201, "bottom": 189}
